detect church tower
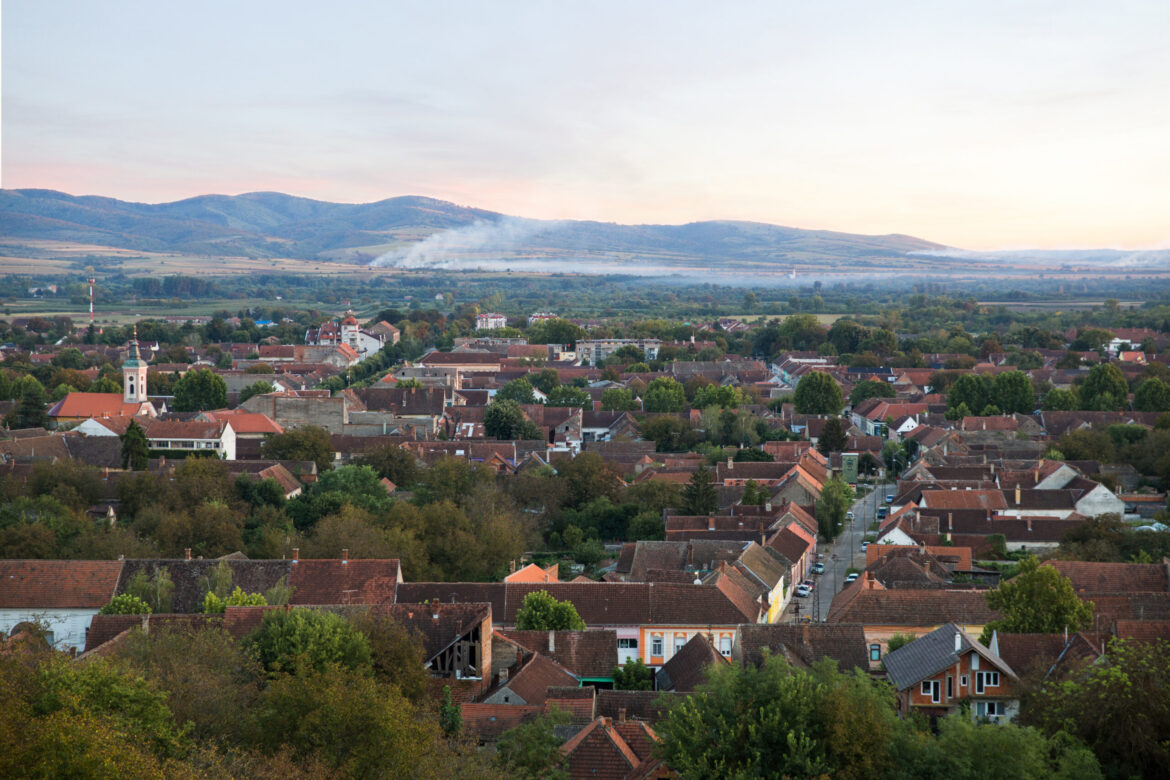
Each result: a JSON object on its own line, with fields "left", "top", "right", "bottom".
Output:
{"left": 123, "top": 326, "right": 148, "bottom": 404}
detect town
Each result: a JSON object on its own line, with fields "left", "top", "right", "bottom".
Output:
{"left": 1, "top": 296, "right": 1167, "bottom": 778}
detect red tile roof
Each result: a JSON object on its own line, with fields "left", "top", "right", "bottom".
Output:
{"left": 461, "top": 703, "right": 541, "bottom": 738}
{"left": 49, "top": 392, "right": 151, "bottom": 419}
{"left": 288, "top": 559, "right": 402, "bottom": 605}
{"left": 1045, "top": 561, "right": 1169, "bottom": 595}
{"left": 827, "top": 582, "right": 1000, "bottom": 626}
{"left": 0, "top": 560, "right": 123, "bottom": 609}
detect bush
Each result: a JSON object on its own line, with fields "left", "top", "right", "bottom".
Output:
{"left": 99, "top": 594, "right": 152, "bottom": 615}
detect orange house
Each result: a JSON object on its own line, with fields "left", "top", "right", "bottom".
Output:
{"left": 883, "top": 623, "right": 1019, "bottom": 722}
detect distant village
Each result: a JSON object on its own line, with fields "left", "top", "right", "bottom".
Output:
{"left": 2, "top": 304, "right": 1168, "bottom": 777}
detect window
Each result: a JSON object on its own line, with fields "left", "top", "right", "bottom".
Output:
{"left": 976, "top": 671, "right": 1000, "bottom": 693}
{"left": 975, "top": 701, "right": 1004, "bottom": 719}
{"left": 618, "top": 638, "right": 638, "bottom": 649}
{"left": 961, "top": 674, "right": 968, "bottom": 688}
{"left": 870, "top": 644, "right": 881, "bottom": 662}
{"left": 651, "top": 636, "right": 663, "bottom": 657}
{"left": 720, "top": 636, "right": 732, "bottom": 657}
{"left": 921, "top": 680, "right": 940, "bottom": 703}
{"left": 947, "top": 676, "right": 954, "bottom": 699}
{"left": 674, "top": 635, "right": 687, "bottom": 654}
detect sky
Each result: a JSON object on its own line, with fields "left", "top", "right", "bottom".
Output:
{"left": 3, "top": 0, "right": 1169, "bottom": 250}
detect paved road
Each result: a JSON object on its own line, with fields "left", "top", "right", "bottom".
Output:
{"left": 789, "top": 483, "right": 888, "bottom": 623}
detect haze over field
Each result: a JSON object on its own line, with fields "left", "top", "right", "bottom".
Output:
{"left": 3, "top": 1, "right": 1168, "bottom": 252}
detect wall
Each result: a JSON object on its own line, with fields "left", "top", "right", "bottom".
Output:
{"left": 0, "top": 608, "right": 99, "bottom": 651}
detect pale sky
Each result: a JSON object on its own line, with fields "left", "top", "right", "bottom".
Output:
{"left": 3, "top": 0, "right": 1169, "bottom": 250}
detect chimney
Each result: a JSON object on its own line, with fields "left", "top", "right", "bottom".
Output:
{"left": 341, "top": 548, "right": 349, "bottom": 564}
{"left": 1015, "top": 485, "right": 1021, "bottom": 505}
{"left": 618, "top": 707, "right": 627, "bottom": 722}
{"left": 948, "top": 513, "right": 953, "bottom": 530}
{"left": 1027, "top": 517, "right": 1032, "bottom": 532}
{"left": 1034, "top": 467, "right": 1040, "bottom": 483}
{"left": 802, "top": 622, "right": 810, "bottom": 645}
{"left": 549, "top": 630, "right": 555, "bottom": 652}
{"left": 765, "top": 501, "right": 772, "bottom": 512}
{"left": 955, "top": 631, "right": 962, "bottom": 653}
{"left": 184, "top": 548, "right": 191, "bottom": 561}
{"left": 708, "top": 516, "right": 715, "bottom": 531}
{"left": 292, "top": 547, "right": 299, "bottom": 562}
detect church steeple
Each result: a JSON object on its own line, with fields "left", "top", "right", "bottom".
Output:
{"left": 123, "top": 325, "right": 148, "bottom": 404}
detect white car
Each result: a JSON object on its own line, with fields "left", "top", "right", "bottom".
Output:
{"left": 846, "top": 511, "right": 854, "bottom": 521}
{"left": 795, "top": 584, "right": 812, "bottom": 597}
{"left": 844, "top": 572, "right": 859, "bottom": 584}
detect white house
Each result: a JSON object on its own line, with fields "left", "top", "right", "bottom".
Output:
{"left": 0, "top": 560, "right": 124, "bottom": 651}
{"left": 144, "top": 418, "right": 237, "bottom": 460}
{"left": 475, "top": 313, "right": 508, "bottom": 331}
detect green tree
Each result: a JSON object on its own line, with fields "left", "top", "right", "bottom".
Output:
{"left": 439, "top": 685, "right": 462, "bottom": 738}
{"left": 171, "top": 367, "right": 228, "bottom": 412}
{"left": 260, "top": 425, "right": 334, "bottom": 472}
{"left": 496, "top": 709, "right": 571, "bottom": 780}
{"left": 544, "top": 384, "right": 590, "bottom": 408}
{"left": 816, "top": 478, "right": 854, "bottom": 541}
{"left": 247, "top": 607, "right": 372, "bottom": 676}
{"left": 1042, "top": 388, "right": 1079, "bottom": 411}
{"left": 849, "top": 379, "right": 896, "bottom": 407}
{"left": 884, "top": 633, "right": 917, "bottom": 653}
{"left": 514, "top": 590, "right": 586, "bottom": 630}
{"left": 496, "top": 377, "right": 536, "bottom": 404}
{"left": 681, "top": 466, "right": 719, "bottom": 515}
{"left": 612, "top": 657, "right": 653, "bottom": 690}
{"left": 692, "top": 384, "right": 743, "bottom": 409}
{"left": 120, "top": 418, "right": 149, "bottom": 470}
{"left": 1022, "top": 638, "right": 1169, "bottom": 779}
{"left": 1079, "top": 362, "right": 1129, "bottom": 411}
{"left": 123, "top": 567, "right": 175, "bottom": 613}
{"left": 239, "top": 380, "right": 275, "bottom": 404}
{"left": 947, "top": 373, "right": 993, "bottom": 416}
{"left": 600, "top": 387, "right": 639, "bottom": 411}
{"left": 99, "top": 594, "right": 152, "bottom": 615}
{"left": 993, "top": 370, "right": 1034, "bottom": 414}
{"left": 484, "top": 399, "right": 542, "bottom": 440}
{"left": 1134, "top": 377, "right": 1170, "bottom": 412}
{"left": 353, "top": 444, "right": 420, "bottom": 487}
{"left": 979, "top": 556, "right": 1094, "bottom": 643}
{"left": 817, "top": 416, "right": 848, "bottom": 455}
{"left": 202, "top": 586, "right": 267, "bottom": 613}
{"left": 793, "top": 372, "right": 844, "bottom": 415}
{"left": 642, "top": 376, "right": 687, "bottom": 413}
{"left": 7, "top": 377, "right": 48, "bottom": 429}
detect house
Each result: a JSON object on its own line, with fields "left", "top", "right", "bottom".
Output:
{"left": 883, "top": 623, "right": 1019, "bottom": 722}
{"left": 654, "top": 633, "right": 728, "bottom": 692}
{"left": 481, "top": 652, "right": 577, "bottom": 706}
{"left": 577, "top": 339, "right": 662, "bottom": 365}
{"left": 0, "top": 560, "right": 124, "bottom": 651}
{"left": 560, "top": 715, "right": 670, "bottom": 780}
{"left": 144, "top": 418, "right": 237, "bottom": 460}
{"left": 475, "top": 313, "right": 508, "bottom": 330}
{"left": 735, "top": 623, "right": 870, "bottom": 673}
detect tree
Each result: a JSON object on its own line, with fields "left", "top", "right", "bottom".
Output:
{"left": 484, "top": 399, "right": 541, "bottom": 440}
{"left": 849, "top": 379, "right": 896, "bottom": 408}
{"left": 1079, "top": 362, "right": 1128, "bottom": 411}
{"left": 692, "top": 384, "right": 743, "bottom": 410}
{"left": 202, "top": 586, "right": 266, "bottom": 613}
{"left": 1042, "top": 388, "right": 1079, "bottom": 411}
{"left": 353, "top": 444, "right": 420, "bottom": 487}
{"left": 171, "top": 367, "right": 228, "bottom": 412}
{"left": 7, "top": 377, "right": 47, "bottom": 429}
{"left": 1022, "top": 637, "right": 1169, "bottom": 779}
{"left": 123, "top": 567, "right": 175, "bottom": 613}
{"left": 681, "top": 466, "right": 718, "bottom": 515}
{"left": 247, "top": 607, "right": 372, "bottom": 676}
{"left": 496, "top": 377, "right": 536, "bottom": 404}
{"left": 642, "top": 377, "right": 686, "bottom": 413}
{"left": 793, "top": 372, "right": 843, "bottom": 415}
{"left": 239, "top": 380, "right": 275, "bottom": 404}
{"left": 612, "top": 657, "right": 653, "bottom": 690}
{"left": 514, "top": 590, "right": 586, "bottom": 630}
{"left": 260, "top": 425, "right": 333, "bottom": 473}
{"left": 947, "top": 373, "right": 992, "bottom": 416}
{"left": 993, "top": 370, "right": 1034, "bottom": 414}
{"left": 979, "top": 556, "right": 1093, "bottom": 643}
{"left": 816, "top": 478, "right": 854, "bottom": 542}
{"left": 99, "top": 594, "right": 152, "bottom": 615}
{"left": 600, "top": 387, "right": 639, "bottom": 411}
{"left": 544, "top": 384, "right": 590, "bottom": 408}
{"left": 742, "top": 479, "right": 770, "bottom": 506}
{"left": 496, "top": 709, "right": 571, "bottom": 780}
{"left": 439, "top": 685, "right": 462, "bottom": 739}
{"left": 120, "top": 419, "right": 149, "bottom": 470}
{"left": 817, "top": 416, "right": 848, "bottom": 455}
{"left": 884, "top": 633, "right": 917, "bottom": 653}
{"left": 1134, "top": 377, "right": 1170, "bottom": 412}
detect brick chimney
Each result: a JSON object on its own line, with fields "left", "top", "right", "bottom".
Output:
{"left": 618, "top": 707, "right": 627, "bottom": 722}
{"left": 727, "top": 458, "right": 733, "bottom": 470}
{"left": 1015, "top": 485, "right": 1021, "bottom": 505}
{"left": 708, "top": 516, "right": 715, "bottom": 531}
{"left": 341, "top": 548, "right": 349, "bottom": 564}
{"left": 184, "top": 548, "right": 191, "bottom": 561}
{"left": 292, "top": 547, "right": 299, "bottom": 562}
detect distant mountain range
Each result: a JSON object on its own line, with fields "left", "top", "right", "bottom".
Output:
{"left": 1, "top": 189, "right": 1165, "bottom": 276}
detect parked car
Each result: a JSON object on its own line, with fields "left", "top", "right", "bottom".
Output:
{"left": 802, "top": 579, "right": 815, "bottom": 591}
{"left": 795, "top": 584, "right": 812, "bottom": 597}
{"left": 844, "top": 572, "right": 859, "bottom": 584}
{"left": 877, "top": 507, "right": 888, "bottom": 518}
{"left": 861, "top": 541, "right": 870, "bottom": 551}
{"left": 811, "top": 562, "right": 825, "bottom": 575}
{"left": 845, "top": 511, "right": 854, "bottom": 521}
{"left": 885, "top": 493, "right": 894, "bottom": 503}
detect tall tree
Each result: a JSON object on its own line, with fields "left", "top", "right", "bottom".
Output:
{"left": 992, "top": 370, "right": 1034, "bottom": 415}
{"left": 681, "top": 465, "right": 719, "bottom": 515}
{"left": 496, "top": 377, "right": 536, "bottom": 404}
{"left": 1134, "top": 377, "right": 1170, "bottom": 412}
{"left": 816, "top": 478, "right": 854, "bottom": 541}
{"left": 260, "top": 425, "right": 334, "bottom": 472}
{"left": 1079, "top": 363, "right": 1129, "bottom": 411}
{"left": 600, "top": 387, "right": 639, "bottom": 411}
{"left": 514, "top": 590, "right": 586, "bottom": 630}
{"left": 793, "top": 372, "right": 843, "bottom": 415}
{"left": 817, "top": 416, "right": 848, "bottom": 455}
{"left": 171, "top": 367, "right": 228, "bottom": 412}
{"left": 643, "top": 377, "right": 687, "bottom": 413}
{"left": 121, "top": 418, "right": 149, "bottom": 470}
{"left": 979, "top": 556, "right": 1094, "bottom": 643}
{"left": 849, "top": 379, "right": 896, "bottom": 408}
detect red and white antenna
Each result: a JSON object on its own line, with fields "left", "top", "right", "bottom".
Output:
{"left": 88, "top": 276, "right": 96, "bottom": 324}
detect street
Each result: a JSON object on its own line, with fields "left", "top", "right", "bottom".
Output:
{"left": 789, "top": 483, "right": 885, "bottom": 622}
